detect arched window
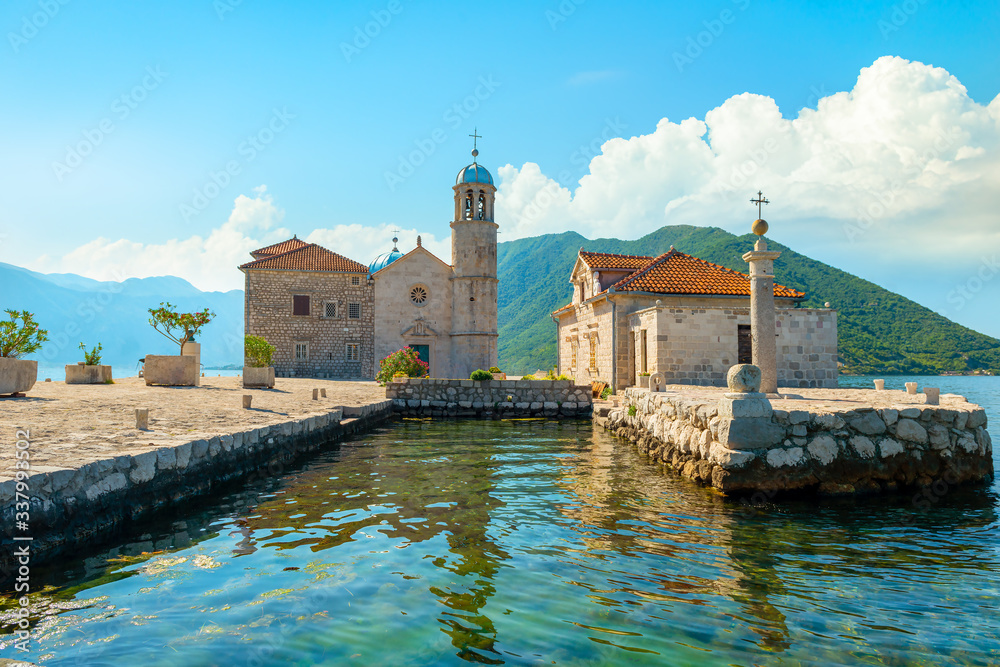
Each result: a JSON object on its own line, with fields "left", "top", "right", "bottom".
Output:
{"left": 464, "top": 191, "right": 473, "bottom": 219}
{"left": 477, "top": 193, "right": 485, "bottom": 220}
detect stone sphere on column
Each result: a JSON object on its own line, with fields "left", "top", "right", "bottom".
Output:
{"left": 752, "top": 219, "right": 769, "bottom": 236}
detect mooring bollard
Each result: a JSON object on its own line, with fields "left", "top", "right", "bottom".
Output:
{"left": 243, "top": 394, "right": 253, "bottom": 409}
{"left": 905, "top": 382, "right": 918, "bottom": 394}
{"left": 312, "top": 388, "right": 319, "bottom": 400}
{"left": 135, "top": 408, "right": 149, "bottom": 430}
{"left": 874, "top": 379, "right": 885, "bottom": 391}
{"left": 924, "top": 387, "right": 940, "bottom": 405}
{"left": 320, "top": 388, "right": 327, "bottom": 398}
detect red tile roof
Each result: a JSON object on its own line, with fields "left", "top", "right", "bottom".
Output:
{"left": 250, "top": 237, "right": 309, "bottom": 259}
{"left": 610, "top": 249, "right": 805, "bottom": 298}
{"left": 240, "top": 243, "right": 368, "bottom": 273}
{"left": 553, "top": 248, "right": 804, "bottom": 316}
{"left": 578, "top": 250, "right": 653, "bottom": 270}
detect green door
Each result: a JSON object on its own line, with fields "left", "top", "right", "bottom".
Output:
{"left": 409, "top": 345, "right": 430, "bottom": 367}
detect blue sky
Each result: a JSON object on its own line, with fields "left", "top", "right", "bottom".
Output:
{"left": 2, "top": 0, "right": 999, "bottom": 336}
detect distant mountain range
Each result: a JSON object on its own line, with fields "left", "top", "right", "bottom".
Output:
{"left": 6, "top": 225, "right": 999, "bottom": 377}
{"left": 496, "top": 226, "right": 1000, "bottom": 376}
{"left": 1, "top": 263, "right": 244, "bottom": 369}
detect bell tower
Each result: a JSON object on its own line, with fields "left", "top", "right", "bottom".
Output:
{"left": 450, "top": 131, "right": 499, "bottom": 378}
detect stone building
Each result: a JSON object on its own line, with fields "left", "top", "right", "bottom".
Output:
{"left": 552, "top": 248, "right": 838, "bottom": 390}
{"left": 370, "top": 151, "right": 499, "bottom": 379}
{"left": 240, "top": 238, "right": 374, "bottom": 378}
{"left": 240, "top": 148, "right": 499, "bottom": 380}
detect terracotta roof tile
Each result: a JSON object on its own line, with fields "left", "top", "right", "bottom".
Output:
{"left": 250, "top": 237, "right": 309, "bottom": 258}
{"left": 578, "top": 250, "right": 653, "bottom": 270}
{"left": 610, "top": 249, "right": 804, "bottom": 298}
{"left": 240, "top": 243, "right": 368, "bottom": 273}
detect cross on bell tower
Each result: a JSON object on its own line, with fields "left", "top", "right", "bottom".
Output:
{"left": 469, "top": 128, "right": 482, "bottom": 160}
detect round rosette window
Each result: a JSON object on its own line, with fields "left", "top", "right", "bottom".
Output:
{"left": 410, "top": 285, "right": 429, "bottom": 306}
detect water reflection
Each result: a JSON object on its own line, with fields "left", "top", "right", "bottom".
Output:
{"left": 2, "top": 418, "right": 999, "bottom": 666}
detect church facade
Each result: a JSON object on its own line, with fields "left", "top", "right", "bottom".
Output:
{"left": 553, "top": 248, "right": 839, "bottom": 390}
{"left": 239, "top": 150, "right": 499, "bottom": 379}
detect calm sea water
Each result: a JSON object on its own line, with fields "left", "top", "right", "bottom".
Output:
{"left": 33, "top": 365, "right": 242, "bottom": 382}
{"left": 1, "top": 377, "right": 997, "bottom": 665}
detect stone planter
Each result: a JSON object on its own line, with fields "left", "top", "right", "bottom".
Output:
{"left": 65, "top": 364, "right": 113, "bottom": 384}
{"left": 243, "top": 366, "right": 275, "bottom": 389}
{"left": 638, "top": 375, "right": 650, "bottom": 388}
{"left": 492, "top": 372, "right": 506, "bottom": 380}
{"left": 0, "top": 358, "right": 37, "bottom": 395}
{"left": 144, "top": 355, "right": 198, "bottom": 386}
{"left": 873, "top": 379, "right": 885, "bottom": 391}
{"left": 905, "top": 382, "right": 918, "bottom": 395}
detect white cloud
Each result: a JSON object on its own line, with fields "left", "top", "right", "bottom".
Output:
{"left": 495, "top": 56, "right": 1000, "bottom": 264}
{"left": 30, "top": 186, "right": 454, "bottom": 292}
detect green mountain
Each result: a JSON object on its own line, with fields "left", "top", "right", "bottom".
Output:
{"left": 497, "top": 226, "right": 1000, "bottom": 376}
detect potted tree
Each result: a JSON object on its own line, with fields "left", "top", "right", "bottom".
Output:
{"left": 243, "top": 335, "right": 276, "bottom": 388}
{"left": 0, "top": 309, "right": 48, "bottom": 397}
{"left": 638, "top": 372, "right": 650, "bottom": 388}
{"left": 65, "top": 342, "right": 113, "bottom": 384}
{"left": 489, "top": 366, "right": 506, "bottom": 380}
{"left": 145, "top": 302, "right": 215, "bottom": 386}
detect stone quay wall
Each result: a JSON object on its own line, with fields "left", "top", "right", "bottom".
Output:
{"left": 386, "top": 378, "right": 592, "bottom": 418}
{"left": 604, "top": 388, "right": 993, "bottom": 496}
{"left": 0, "top": 401, "right": 394, "bottom": 580}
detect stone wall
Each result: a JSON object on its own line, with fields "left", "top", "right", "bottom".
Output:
{"left": 604, "top": 388, "right": 993, "bottom": 496}
{"left": 0, "top": 402, "right": 393, "bottom": 579}
{"left": 244, "top": 268, "right": 375, "bottom": 378}
{"left": 373, "top": 248, "right": 455, "bottom": 378}
{"left": 627, "top": 305, "right": 838, "bottom": 389}
{"left": 556, "top": 294, "right": 836, "bottom": 390}
{"left": 386, "top": 378, "right": 592, "bottom": 418}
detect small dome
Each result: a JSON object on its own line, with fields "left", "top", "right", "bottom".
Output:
{"left": 369, "top": 238, "right": 404, "bottom": 273}
{"left": 456, "top": 162, "right": 493, "bottom": 186}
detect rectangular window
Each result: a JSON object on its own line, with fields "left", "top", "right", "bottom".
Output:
{"left": 589, "top": 336, "right": 597, "bottom": 372}
{"left": 346, "top": 343, "right": 359, "bottom": 361}
{"left": 570, "top": 341, "right": 577, "bottom": 369}
{"left": 293, "top": 295, "right": 310, "bottom": 316}
{"left": 324, "top": 302, "right": 337, "bottom": 318}
{"left": 738, "top": 324, "right": 752, "bottom": 364}
{"left": 294, "top": 342, "right": 309, "bottom": 360}
{"left": 351, "top": 275, "right": 360, "bottom": 286}
{"left": 641, "top": 329, "right": 648, "bottom": 374}
{"left": 349, "top": 303, "right": 361, "bottom": 319}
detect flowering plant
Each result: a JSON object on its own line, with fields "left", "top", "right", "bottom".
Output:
{"left": 376, "top": 347, "right": 429, "bottom": 385}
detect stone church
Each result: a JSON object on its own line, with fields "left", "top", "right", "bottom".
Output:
{"left": 239, "top": 149, "right": 499, "bottom": 379}
{"left": 553, "top": 247, "right": 839, "bottom": 391}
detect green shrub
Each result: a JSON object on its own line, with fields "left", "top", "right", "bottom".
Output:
{"left": 0, "top": 310, "right": 48, "bottom": 359}
{"left": 522, "top": 374, "right": 537, "bottom": 380}
{"left": 600, "top": 386, "right": 612, "bottom": 400}
{"left": 639, "top": 372, "right": 650, "bottom": 377}
{"left": 555, "top": 373, "right": 571, "bottom": 381}
{"left": 627, "top": 405, "right": 637, "bottom": 416}
{"left": 470, "top": 369, "right": 493, "bottom": 381}
{"left": 488, "top": 366, "right": 501, "bottom": 374}
{"left": 376, "top": 347, "right": 429, "bottom": 385}
{"left": 244, "top": 335, "right": 276, "bottom": 368}
{"left": 79, "top": 342, "right": 103, "bottom": 365}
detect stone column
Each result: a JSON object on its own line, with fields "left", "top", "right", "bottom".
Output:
{"left": 742, "top": 232, "right": 781, "bottom": 395}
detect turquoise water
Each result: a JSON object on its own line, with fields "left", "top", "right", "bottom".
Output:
{"left": 1, "top": 377, "right": 998, "bottom": 665}
{"left": 33, "top": 364, "right": 242, "bottom": 382}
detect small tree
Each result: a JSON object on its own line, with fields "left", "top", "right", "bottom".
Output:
{"left": 244, "top": 335, "right": 276, "bottom": 368}
{"left": 376, "top": 347, "right": 429, "bottom": 385}
{"left": 0, "top": 310, "right": 48, "bottom": 359}
{"left": 147, "top": 302, "right": 215, "bottom": 354}
{"left": 79, "top": 342, "right": 103, "bottom": 365}
{"left": 470, "top": 369, "right": 493, "bottom": 381}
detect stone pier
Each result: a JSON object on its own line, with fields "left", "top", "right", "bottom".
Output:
{"left": 601, "top": 374, "right": 993, "bottom": 496}
{"left": 0, "top": 377, "right": 391, "bottom": 583}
